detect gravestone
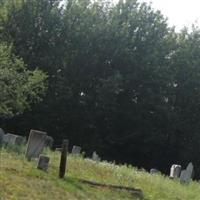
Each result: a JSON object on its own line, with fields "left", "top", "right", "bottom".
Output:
{"left": 92, "top": 151, "right": 101, "bottom": 161}
{"left": 3, "top": 133, "right": 16, "bottom": 145}
{"left": 150, "top": 168, "right": 160, "bottom": 174}
{"left": 180, "top": 170, "right": 190, "bottom": 184}
{"left": 25, "top": 130, "right": 47, "bottom": 161}
{"left": 3, "top": 133, "right": 26, "bottom": 146}
{"left": 44, "top": 136, "right": 54, "bottom": 148}
{"left": 71, "top": 145, "right": 81, "bottom": 155}
{"left": 0, "top": 128, "right": 5, "bottom": 146}
{"left": 186, "top": 162, "right": 194, "bottom": 178}
{"left": 55, "top": 148, "right": 62, "bottom": 152}
{"left": 15, "top": 136, "right": 26, "bottom": 145}
{"left": 37, "top": 154, "right": 50, "bottom": 171}
{"left": 170, "top": 164, "right": 182, "bottom": 178}
{"left": 180, "top": 162, "right": 194, "bottom": 184}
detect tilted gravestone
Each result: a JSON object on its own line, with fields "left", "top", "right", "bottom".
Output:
{"left": 25, "top": 130, "right": 47, "bottom": 161}
{"left": 37, "top": 154, "right": 50, "bottom": 171}
{"left": 150, "top": 168, "right": 160, "bottom": 174}
{"left": 71, "top": 145, "right": 81, "bottom": 155}
{"left": 3, "top": 133, "right": 26, "bottom": 146}
{"left": 170, "top": 164, "right": 182, "bottom": 178}
{"left": 0, "top": 128, "right": 5, "bottom": 146}
{"left": 180, "top": 162, "right": 194, "bottom": 184}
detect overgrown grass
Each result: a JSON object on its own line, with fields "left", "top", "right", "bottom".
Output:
{"left": 0, "top": 147, "right": 200, "bottom": 200}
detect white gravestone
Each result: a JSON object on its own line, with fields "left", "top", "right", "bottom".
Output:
{"left": 170, "top": 164, "right": 182, "bottom": 178}
{"left": 25, "top": 130, "right": 47, "bottom": 161}
{"left": 71, "top": 145, "right": 81, "bottom": 155}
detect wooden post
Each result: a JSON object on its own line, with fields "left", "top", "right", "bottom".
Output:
{"left": 59, "top": 139, "right": 69, "bottom": 178}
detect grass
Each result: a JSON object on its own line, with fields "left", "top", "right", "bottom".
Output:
{"left": 0, "top": 147, "right": 200, "bottom": 200}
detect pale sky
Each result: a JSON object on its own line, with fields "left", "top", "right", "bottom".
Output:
{"left": 138, "top": 0, "right": 200, "bottom": 30}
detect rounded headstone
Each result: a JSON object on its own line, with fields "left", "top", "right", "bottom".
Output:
{"left": 170, "top": 164, "right": 182, "bottom": 178}
{"left": 150, "top": 168, "right": 160, "bottom": 174}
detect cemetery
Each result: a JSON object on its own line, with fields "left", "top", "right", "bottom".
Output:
{"left": 1, "top": 128, "right": 200, "bottom": 200}
{"left": 2, "top": 0, "right": 200, "bottom": 199}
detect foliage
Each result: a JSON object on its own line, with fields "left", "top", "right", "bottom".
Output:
{"left": 0, "top": 43, "right": 47, "bottom": 118}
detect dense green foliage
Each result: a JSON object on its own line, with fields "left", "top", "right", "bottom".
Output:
{"left": 0, "top": 43, "right": 47, "bottom": 118}
{"left": 1, "top": 0, "right": 200, "bottom": 177}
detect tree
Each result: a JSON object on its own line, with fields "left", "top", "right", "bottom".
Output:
{"left": 0, "top": 43, "right": 47, "bottom": 118}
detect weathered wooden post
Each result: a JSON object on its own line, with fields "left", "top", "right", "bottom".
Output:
{"left": 59, "top": 139, "right": 69, "bottom": 178}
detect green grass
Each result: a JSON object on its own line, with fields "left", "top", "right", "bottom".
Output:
{"left": 0, "top": 148, "right": 200, "bottom": 200}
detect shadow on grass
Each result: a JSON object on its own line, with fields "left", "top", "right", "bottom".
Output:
{"left": 63, "top": 177, "right": 146, "bottom": 200}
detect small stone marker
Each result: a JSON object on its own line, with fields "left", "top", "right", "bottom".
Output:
{"left": 150, "top": 168, "right": 160, "bottom": 174}
{"left": 92, "top": 151, "right": 101, "bottom": 161}
{"left": 55, "top": 148, "right": 62, "bottom": 152}
{"left": 25, "top": 130, "right": 47, "bottom": 161}
{"left": 59, "top": 139, "right": 69, "bottom": 178}
{"left": 71, "top": 145, "right": 81, "bottom": 155}
{"left": 180, "top": 162, "right": 194, "bottom": 184}
{"left": 37, "top": 154, "right": 50, "bottom": 171}
{"left": 170, "top": 164, "right": 182, "bottom": 178}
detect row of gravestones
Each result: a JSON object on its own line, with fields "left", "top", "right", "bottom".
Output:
{"left": 0, "top": 127, "right": 100, "bottom": 159}
{"left": 5, "top": 128, "right": 194, "bottom": 184}
{"left": 0, "top": 128, "right": 53, "bottom": 149}
{"left": 27, "top": 130, "right": 101, "bottom": 171}
{"left": 0, "top": 128, "right": 101, "bottom": 171}
{"left": 150, "top": 163, "right": 194, "bottom": 184}
{"left": 0, "top": 128, "right": 26, "bottom": 146}
{"left": 1, "top": 127, "right": 195, "bottom": 183}
{"left": 56, "top": 145, "right": 101, "bottom": 161}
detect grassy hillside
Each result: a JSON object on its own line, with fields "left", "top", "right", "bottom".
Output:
{"left": 0, "top": 148, "right": 200, "bottom": 200}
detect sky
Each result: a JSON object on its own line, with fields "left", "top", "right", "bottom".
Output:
{"left": 138, "top": 0, "right": 200, "bottom": 31}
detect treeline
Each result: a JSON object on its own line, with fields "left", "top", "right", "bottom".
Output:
{"left": 1, "top": 0, "right": 200, "bottom": 177}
